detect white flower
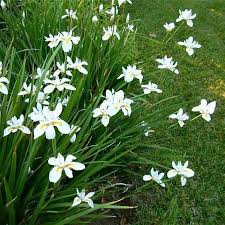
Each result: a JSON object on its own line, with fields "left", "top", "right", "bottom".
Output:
{"left": 18, "top": 82, "right": 37, "bottom": 96}
{"left": 156, "top": 56, "right": 179, "bottom": 74}
{"left": 36, "top": 92, "right": 50, "bottom": 105}
{"left": 48, "top": 153, "right": 85, "bottom": 183}
{"left": 118, "top": 0, "right": 132, "bottom": 7}
{"left": 70, "top": 125, "right": 81, "bottom": 143}
{"left": 44, "top": 76, "right": 76, "bottom": 94}
{"left": 102, "top": 25, "right": 120, "bottom": 41}
{"left": 34, "top": 103, "right": 71, "bottom": 140}
{"left": 178, "top": 36, "right": 201, "bottom": 56}
{"left": 34, "top": 68, "right": 50, "bottom": 79}
{"left": 53, "top": 62, "right": 73, "bottom": 77}
{"left": 105, "top": 89, "right": 133, "bottom": 117}
{"left": 22, "top": 11, "right": 25, "bottom": 19}
{"left": 120, "top": 98, "right": 133, "bottom": 116}
{"left": 143, "top": 168, "right": 165, "bottom": 187}
{"left": 3, "top": 115, "right": 31, "bottom": 136}
{"left": 62, "top": 9, "right": 78, "bottom": 20}
{"left": 117, "top": 65, "right": 143, "bottom": 83}
{"left": 140, "top": 121, "right": 155, "bottom": 137}
{"left": 163, "top": 22, "right": 175, "bottom": 32}
{"left": 93, "top": 101, "right": 110, "bottom": 127}
{"left": 28, "top": 103, "right": 45, "bottom": 122}
{"left": 167, "top": 161, "right": 195, "bottom": 186}
{"left": 141, "top": 82, "right": 162, "bottom": 94}
{"left": 57, "top": 96, "right": 70, "bottom": 106}
{"left": 192, "top": 99, "right": 216, "bottom": 122}
{"left": 144, "top": 128, "right": 154, "bottom": 137}
{"left": 176, "top": 9, "right": 196, "bottom": 27}
{"left": 0, "top": 77, "right": 9, "bottom": 95}
{"left": 92, "top": 15, "right": 98, "bottom": 23}
{"left": 127, "top": 24, "right": 134, "bottom": 32}
{"left": 99, "top": 4, "right": 104, "bottom": 12}
{"left": 1, "top": 0, "right": 6, "bottom": 10}
{"left": 58, "top": 31, "right": 81, "bottom": 53}
{"left": 67, "top": 57, "right": 88, "bottom": 75}
{"left": 105, "top": 6, "right": 118, "bottom": 20}
{"left": 72, "top": 189, "right": 95, "bottom": 208}
{"left": 45, "top": 34, "right": 60, "bottom": 49}
{"left": 25, "top": 91, "right": 50, "bottom": 105}
{"left": 93, "top": 89, "right": 133, "bottom": 126}
{"left": 169, "top": 108, "right": 189, "bottom": 127}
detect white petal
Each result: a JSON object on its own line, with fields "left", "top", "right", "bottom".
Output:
{"left": 0, "top": 83, "right": 8, "bottom": 94}
{"left": 207, "top": 101, "right": 216, "bottom": 114}
{"left": 101, "top": 115, "right": 109, "bottom": 127}
{"left": 181, "top": 176, "right": 187, "bottom": 186}
{"left": 3, "top": 127, "right": 11, "bottom": 137}
{"left": 65, "top": 154, "right": 76, "bottom": 163}
{"left": 64, "top": 84, "right": 76, "bottom": 91}
{"left": 48, "top": 157, "right": 58, "bottom": 166}
{"left": 143, "top": 175, "right": 152, "bottom": 181}
{"left": 86, "top": 199, "right": 94, "bottom": 208}
{"left": 167, "top": 169, "right": 178, "bottom": 178}
{"left": 202, "top": 114, "right": 211, "bottom": 122}
{"left": 178, "top": 121, "right": 185, "bottom": 127}
{"left": 70, "top": 162, "right": 85, "bottom": 171}
{"left": 44, "top": 85, "right": 55, "bottom": 94}
{"left": 182, "top": 168, "right": 195, "bottom": 178}
{"left": 72, "top": 197, "right": 82, "bottom": 207}
{"left": 159, "top": 182, "right": 166, "bottom": 188}
{"left": 186, "top": 47, "right": 194, "bottom": 56}
{"left": 64, "top": 167, "right": 73, "bottom": 178}
{"left": 19, "top": 126, "right": 31, "bottom": 134}
{"left": 56, "top": 120, "right": 71, "bottom": 134}
{"left": 54, "top": 103, "right": 63, "bottom": 117}
{"left": 187, "top": 20, "right": 193, "bottom": 27}
{"left": 85, "top": 192, "right": 95, "bottom": 199}
{"left": 49, "top": 167, "right": 62, "bottom": 183}
{"left": 45, "top": 125, "right": 56, "bottom": 140}
{"left": 62, "top": 42, "right": 72, "bottom": 53}
{"left": 78, "top": 67, "right": 88, "bottom": 75}
{"left": 34, "top": 123, "right": 46, "bottom": 139}
{"left": 70, "top": 134, "right": 77, "bottom": 143}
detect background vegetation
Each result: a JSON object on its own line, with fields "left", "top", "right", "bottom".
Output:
{"left": 129, "top": 0, "right": 225, "bottom": 224}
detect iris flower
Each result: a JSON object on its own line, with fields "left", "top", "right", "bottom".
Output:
{"left": 48, "top": 153, "right": 85, "bottom": 183}
{"left": 4, "top": 115, "right": 31, "bottom": 136}
{"left": 192, "top": 99, "right": 216, "bottom": 122}
{"left": 167, "top": 161, "right": 195, "bottom": 186}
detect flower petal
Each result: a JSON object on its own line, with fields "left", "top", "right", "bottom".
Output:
{"left": 70, "top": 162, "right": 85, "bottom": 171}
{"left": 64, "top": 167, "right": 73, "bottom": 178}
{"left": 72, "top": 197, "right": 82, "bottom": 207}
{"left": 49, "top": 167, "right": 62, "bottom": 183}
{"left": 167, "top": 169, "right": 178, "bottom": 178}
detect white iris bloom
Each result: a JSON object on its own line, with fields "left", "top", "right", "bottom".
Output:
{"left": 33, "top": 103, "right": 71, "bottom": 140}
{"left": 4, "top": 115, "right": 31, "bottom": 136}
{"left": 178, "top": 36, "right": 201, "bottom": 56}
{"left": 176, "top": 9, "right": 196, "bottom": 27}
{"left": 167, "top": 161, "right": 195, "bottom": 186}
{"left": 143, "top": 168, "right": 165, "bottom": 187}
{"left": 117, "top": 65, "right": 143, "bottom": 83}
{"left": 169, "top": 108, "right": 189, "bottom": 127}
{"left": 192, "top": 99, "right": 216, "bottom": 122}
{"left": 72, "top": 189, "right": 95, "bottom": 208}
{"left": 48, "top": 153, "right": 85, "bottom": 183}
{"left": 156, "top": 56, "right": 179, "bottom": 74}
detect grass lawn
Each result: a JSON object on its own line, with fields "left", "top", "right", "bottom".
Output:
{"left": 129, "top": 0, "right": 225, "bottom": 224}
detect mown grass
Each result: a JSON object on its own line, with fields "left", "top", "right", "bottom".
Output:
{"left": 129, "top": 0, "right": 225, "bottom": 224}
